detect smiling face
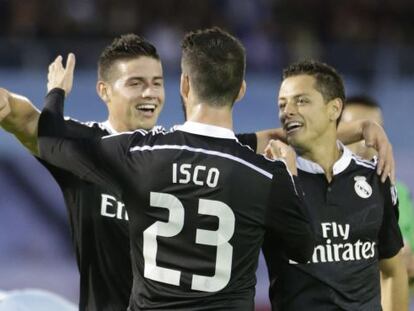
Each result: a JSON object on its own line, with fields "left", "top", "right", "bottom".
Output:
{"left": 98, "top": 56, "right": 165, "bottom": 132}
{"left": 278, "top": 74, "right": 341, "bottom": 151}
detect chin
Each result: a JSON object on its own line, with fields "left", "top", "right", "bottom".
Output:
{"left": 287, "top": 136, "right": 306, "bottom": 150}
{"left": 139, "top": 121, "right": 156, "bottom": 131}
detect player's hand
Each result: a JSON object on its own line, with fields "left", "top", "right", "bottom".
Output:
{"left": 361, "top": 120, "right": 395, "bottom": 184}
{"left": 264, "top": 139, "right": 298, "bottom": 176}
{"left": 47, "top": 53, "right": 76, "bottom": 96}
{"left": 0, "top": 88, "right": 11, "bottom": 123}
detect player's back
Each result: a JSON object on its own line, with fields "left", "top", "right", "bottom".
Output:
{"left": 118, "top": 122, "right": 294, "bottom": 310}
{"left": 39, "top": 116, "right": 313, "bottom": 310}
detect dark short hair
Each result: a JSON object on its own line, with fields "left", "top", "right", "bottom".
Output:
{"left": 346, "top": 95, "right": 381, "bottom": 109}
{"left": 282, "top": 60, "right": 346, "bottom": 103}
{"left": 181, "top": 27, "right": 246, "bottom": 107}
{"left": 98, "top": 34, "right": 160, "bottom": 81}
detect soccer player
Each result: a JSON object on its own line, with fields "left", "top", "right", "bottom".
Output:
{"left": 341, "top": 96, "right": 414, "bottom": 280}
{"left": 263, "top": 60, "right": 408, "bottom": 310}
{"left": 0, "top": 34, "right": 165, "bottom": 311}
{"left": 0, "top": 37, "right": 396, "bottom": 310}
{"left": 37, "top": 27, "right": 315, "bottom": 310}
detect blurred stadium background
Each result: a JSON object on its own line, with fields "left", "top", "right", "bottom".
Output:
{"left": 0, "top": 0, "right": 413, "bottom": 309}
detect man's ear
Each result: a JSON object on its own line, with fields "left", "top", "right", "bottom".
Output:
{"left": 235, "top": 80, "right": 246, "bottom": 103}
{"left": 97, "top": 81, "right": 109, "bottom": 103}
{"left": 180, "top": 74, "right": 190, "bottom": 101}
{"left": 329, "top": 98, "right": 343, "bottom": 122}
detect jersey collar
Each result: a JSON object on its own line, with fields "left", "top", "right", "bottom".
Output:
{"left": 297, "top": 141, "right": 353, "bottom": 175}
{"left": 176, "top": 121, "right": 237, "bottom": 140}
{"left": 101, "top": 120, "right": 118, "bottom": 135}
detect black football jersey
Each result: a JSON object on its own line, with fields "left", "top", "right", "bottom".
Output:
{"left": 38, "top": 89, "right": 314, "bottom": 311}
{"left": 38, "top": 96, "right": 136, "bottom": 311}
{"left": 263, "top": 146, "right": 403, "bottom": 311}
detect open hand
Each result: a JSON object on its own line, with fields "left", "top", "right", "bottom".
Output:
{"left": 47, "top": 53, "right": 76, "bottom": 96}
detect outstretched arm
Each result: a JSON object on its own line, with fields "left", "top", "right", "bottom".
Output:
{"left": 255, "top": 128, "right": 286, "bottom": 154}
{"left": 38, "top": 54, "right": 129, "bottom": 195}
{"left": 0, "top": 55, "right": 75, "bottom": 156}
{"left": 254, "top": 120, "right": 394, "bottom": 183}
{"left": 0, "top": 88, "right": 40, "bottom": 155}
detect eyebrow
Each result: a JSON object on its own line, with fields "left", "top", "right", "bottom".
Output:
{"left": 127, "top": 76, "right": 164, "bottom": 81}
{"left": 279, "top": 93, "right": 311, "bottom": 100}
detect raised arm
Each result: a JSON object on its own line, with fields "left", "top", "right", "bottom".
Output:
{"left": 0, "top": 87, "right": 40, "bottom": 155}
{"left": 0, "top": 55, "right": 76, "bottom": 156}
{"left": 38, "top": 54, "right": 140, "bottom": 197}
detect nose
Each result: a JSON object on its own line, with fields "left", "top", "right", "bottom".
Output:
{"left": 141, "top": 85, "right": 157, "bottom": 99}
{"left": 282, "top": 101, "right": 298, "bottom": 117}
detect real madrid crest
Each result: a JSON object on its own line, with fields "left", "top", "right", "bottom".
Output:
{"left": 354, "top": 176, "right": 372, "bottom": 198}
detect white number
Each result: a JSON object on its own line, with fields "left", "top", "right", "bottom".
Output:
{"left": 144, "top": 192, "right": 184, "bottom": 285}
{"left": 192, "top": 199, "right": 234, "bottom": 292}
{"left": 143, "top": 192, "right": 235, "bottom": 292}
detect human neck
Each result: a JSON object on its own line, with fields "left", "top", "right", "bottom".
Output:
{"left": 299, "top": 132, "right": 341, "bottom": 182}
{"left": 186, "top": 102, "right": 233, "bottom": 130}
{"left": 107, "top": 117, "right": 133, "bottom": 133}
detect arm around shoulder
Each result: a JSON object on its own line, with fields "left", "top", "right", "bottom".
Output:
{"left": 266, "top": 163, "right": 315, "bottom": 263}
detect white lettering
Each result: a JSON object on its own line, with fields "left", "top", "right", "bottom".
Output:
{"left": 100, "top": 194, "right": 128, "bottom": 221}
{"left": 179, "top": 164, "right": 192, "bottom": 183}
{"left": 289, "top": 223, "right": 376, "bottom": 265}
{"left": 206, "top": 168, "right": 220, "bottom": 188}
{"left": 172, "top": 163, "right": 220, "bottom": 188}
{"left": 338, "top": 224, "right": 350, "bottom": 240}
{"left": 172, "top": 163, "right": 177, "bottom": 183}
{"left": 193, "top": 166, "right": 206, "bottom": 186}
{"left": 321, "top": 223, "right": 331, "bottom": 238}
{"left": 101, "top": 194, "right": 117, "bottom": 218}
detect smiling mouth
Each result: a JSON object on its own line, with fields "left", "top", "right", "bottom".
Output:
{"left": 136, "top": 104, "right": 156, "bottom": 113}
{"left": 284, "top": 121, "right": 303, "bottom": 134}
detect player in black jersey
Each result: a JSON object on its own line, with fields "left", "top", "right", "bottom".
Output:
{"left": 38, "top": 27, "right": 315, "bottom": 311}
{"left": 0, "top": 38, "right": 398, "bottom": 311}
{"left": 263, "top": 60, "right": 408, "bottom": 310}
{"left": 0, "top": 34, "right": 165, "bottom": 311}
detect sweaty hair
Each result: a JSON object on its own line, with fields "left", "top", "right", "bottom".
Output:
{"left": 346, "top": 95, "right": 381, "bottom": 109}
{"left": 282, "top": 60, "right": 346, "bottom": 103}
{"left": 98, "top": 34, "right": 159, "bottom": 81}
{"left": 181, "top": 27, "right": 246, "bottom": 107}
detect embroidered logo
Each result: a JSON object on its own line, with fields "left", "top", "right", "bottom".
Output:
{"left": 354, "top": 176, "right": 372, "bottom": 198}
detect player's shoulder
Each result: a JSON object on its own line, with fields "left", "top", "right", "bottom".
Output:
{"left": 63, "top": 117, "right": 111, "bottom": 135}
{"left": 226, "top": 139, "right": 288, "bottom": 176}
{"left": 348, "top": 153, "right": 377, "bottom": 173}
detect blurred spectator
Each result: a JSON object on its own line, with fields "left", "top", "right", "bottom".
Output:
{"left": 0, "top": 0, "right": 413, "bottom": 77}
{"left": 341, "top": 95, "right": 414, "bottom": 279}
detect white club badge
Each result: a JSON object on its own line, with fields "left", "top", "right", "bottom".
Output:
{"left": 354, "top": 176, "right": 372, "bottom": 199}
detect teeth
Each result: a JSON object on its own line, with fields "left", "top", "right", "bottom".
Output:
{"left": 137, "top": 104, "right": 156, "bottom": 110}
{"left": 286, "top": 121, "right": 302, "bottom": 130}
